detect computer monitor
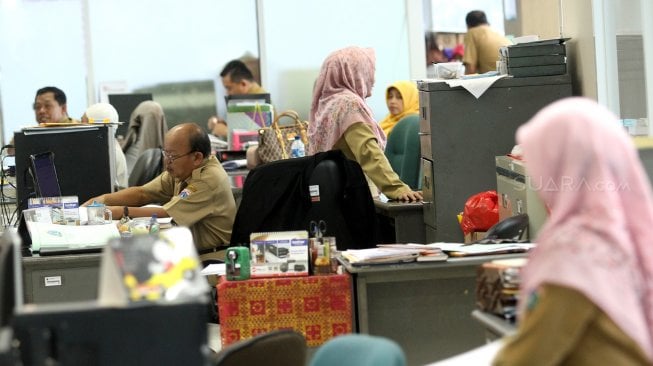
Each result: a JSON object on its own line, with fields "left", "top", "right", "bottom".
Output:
{"left": 14, "top": 126, "right": 115, "bottom": 248}
{"left": 107, "top": 93, "right": 153, "bottom": 138}
{"left": 225, "top": 93, "right": 271, "bottom": 105}
{"left": 11, "top": 301, "right": 208, "bottom": 365}
{"left": 29, "top": 152, "right": 61, "bottom": 198}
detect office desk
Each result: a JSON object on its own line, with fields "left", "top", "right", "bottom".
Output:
{"left": 341, "top": 253, "right": 526, "bottom": 366}
{"left": 22, "top": 252, "right": 102, "bottom": 304}
{"left": 374, "top": 200, "right": 425, "bottom": 244}
{"left": 471, "top": 309, "right": 516, "bottom": 341}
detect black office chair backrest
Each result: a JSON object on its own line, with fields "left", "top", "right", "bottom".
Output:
{"left": 128, "top": 148, "right": 163, "bottom": 187}
{"left": 212, "top": 329, "right": 306, "bottom": 366}
{"left": 230, "top": 150, "right": 378, "bottom": 250}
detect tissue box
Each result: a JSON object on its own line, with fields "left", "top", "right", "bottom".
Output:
{"left": 249, "top": 230, "right": 309, "bottom": 278}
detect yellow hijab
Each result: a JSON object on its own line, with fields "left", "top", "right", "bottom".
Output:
{"left": 378, "top": 80, "right": 419, "bottom": 137}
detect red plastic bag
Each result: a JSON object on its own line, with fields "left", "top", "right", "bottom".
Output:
{"left": 460, "top": 190, "right": 499, "bottom": 235}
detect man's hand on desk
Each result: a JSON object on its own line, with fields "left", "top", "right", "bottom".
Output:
{"left": 396, "top": 190, "right": 423, "bottom": 202}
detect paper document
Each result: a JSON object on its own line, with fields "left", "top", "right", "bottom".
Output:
{"left": 201, "top": 263, "right": 226, "bottom": 276}
{"left": 428, "top": 242, "right": 536, "bottom": 256}
{"left": 26, "top": 221, "right": 120, "bottom": 252}
{"left": 342, "top": 247, "right": 422, "bottom": 264}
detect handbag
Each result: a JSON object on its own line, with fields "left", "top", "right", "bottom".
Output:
{"left": 257, "top": 110, "right": 309, "bottom": 163}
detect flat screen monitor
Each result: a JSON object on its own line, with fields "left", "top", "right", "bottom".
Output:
{"left": 30, "top": 151, "right": 61, "bottom": 198}
{"left": 225, "top": 93, "right": 271, "bottom": 105}
{"left": 107, "top": 93, "right": 153, "bottom": 138}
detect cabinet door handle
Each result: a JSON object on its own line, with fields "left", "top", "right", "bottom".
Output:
{"left": 418, "top": 132, "right": 429, "bottom": 136}
{"left": 422, "top": 201, "right": 433, "bottom": 205}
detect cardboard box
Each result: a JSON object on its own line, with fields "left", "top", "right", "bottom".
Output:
{"left": 28, "top": 195, "right": 80, "bottom": 225}
{"left": 249, "top": 230, "right": 309, "bottom": 278}
{"left": 464, "top": 231, "right": 487, "bottom": 244}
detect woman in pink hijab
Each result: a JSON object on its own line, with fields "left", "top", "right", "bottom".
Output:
{"left": 309, "top": 46, "right": 422, "bottom": 202}
{"left": 493, "top": 97, "right": 653, "bottom": 365}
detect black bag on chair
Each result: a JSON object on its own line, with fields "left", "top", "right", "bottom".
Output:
{"left": 230, "top": 150, "right": 378, "bottom": 250}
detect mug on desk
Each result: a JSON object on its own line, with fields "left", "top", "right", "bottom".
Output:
{"left": 87, "top": 203, "right": 112, "bottom": 225}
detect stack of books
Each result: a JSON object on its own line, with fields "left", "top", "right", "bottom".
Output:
{"left": 500, "top": 38, "right": 569, "bottom": 78}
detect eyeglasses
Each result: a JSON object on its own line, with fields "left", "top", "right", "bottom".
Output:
{"left": 162, "top": 150, "right": 195, "bottom": 162}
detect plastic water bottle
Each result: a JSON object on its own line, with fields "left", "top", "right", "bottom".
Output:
{"left": 149, "top": 213, "right": 160, "bottom": 234}
{"left": 290, "top": 135, "right": 305, "bottom": 158}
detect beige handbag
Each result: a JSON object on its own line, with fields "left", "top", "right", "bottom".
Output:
{"left": 257, "top": 110, "right": 309, "bottom": 163}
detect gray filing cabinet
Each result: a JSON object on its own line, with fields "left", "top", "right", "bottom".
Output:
{"left": 495, "top": 155, "right": 548, "bottom": 239}
{"left": 418, "top": 75, "right": 572, "bottom": 242}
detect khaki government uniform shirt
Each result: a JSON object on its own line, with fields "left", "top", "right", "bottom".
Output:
{"left": 333, "top": 122, "right": 411, "bottom": 199}
{"left": 142, "top": 156, "right": 236, "bottom": 252}
{"left": 463, "top": 25, "right": 512, "bottom": 74}
{"left": 493, "top": 284, "right": 650, "bottom": 365}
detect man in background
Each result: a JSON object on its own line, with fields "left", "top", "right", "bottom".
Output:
{"left": 207, "top": 60, "right": 266, "bottom": 139}
{"left": 33, "top": 86, "right": 79, "bottom": 124}
{"left": 8, "top": 86, "right": 78, "bottom": 155}
{"left": 462, "top": 10, "right": 512, "bottom": 74}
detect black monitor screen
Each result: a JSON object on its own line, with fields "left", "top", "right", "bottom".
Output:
{"left": 30, "top": 152, "right": 61, "bottom": 198}
{"left": 108, "top": 93, "right": 153, "bottom": 138}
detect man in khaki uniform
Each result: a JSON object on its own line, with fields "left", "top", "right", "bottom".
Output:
{"left": 85, "top": 123, "right": 236, "bottom": 260}
{"left": 462, "top": 10, "right": 512, "bottom": 74}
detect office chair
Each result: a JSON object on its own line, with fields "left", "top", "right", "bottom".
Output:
{"left": 384, "top": 114, "right": 421, "bottom": 189}
{"left": 128, "top": 148, "right": 163, "bottom": 187}
{"left": 212, "top": 329, "right": 306, "bottom": 366}
{"left": 309, "top": 334, "right": 406, "bottom": 366}
{"left": 230, "top": 150, "right": 378, "bottom": 250}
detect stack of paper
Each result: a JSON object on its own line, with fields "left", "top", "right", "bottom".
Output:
{"left": 429, "top": 242, "right": 536, "bottom": 257}
{"left": 341, "top": 247, "right": 422, "bottom": 265}
{"left": 377, "top": 244, "right": 448, "bottom": 262}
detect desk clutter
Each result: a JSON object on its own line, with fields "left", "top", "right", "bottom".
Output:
{"left": 500, "top": 38, "right": 569, "bottom": 78}
{"left": 217, "top": 274, "right": 353, "bottom": 347}
{"left": 475, "top": 257, "right": 527, "bottom": 321}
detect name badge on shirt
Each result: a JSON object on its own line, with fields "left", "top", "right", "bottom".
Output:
{"left": 179, "top": 184, "right": 197, "bottom": 199}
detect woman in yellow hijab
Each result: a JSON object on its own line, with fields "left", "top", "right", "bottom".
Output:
{"left": 378, "top": 80, "right": 420, "bottom": 137}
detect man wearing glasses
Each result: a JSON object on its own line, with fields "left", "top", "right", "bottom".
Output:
{"left": 85, "top": 123, "right": 236, "bottom": 259}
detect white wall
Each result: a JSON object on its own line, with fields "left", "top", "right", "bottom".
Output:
{"left": 259, "top": 0, "right": 411, "bottom": 121}
{"left": 0, "top": 0, "right": 87, "bottom": 140}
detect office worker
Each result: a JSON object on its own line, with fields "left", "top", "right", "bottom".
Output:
{"left": 85, "top": 123, "right": 236, "bottom": 261}
{"left": 493, "top": 98, "right": 653, "bottom": 365}
{"left": 33, "top": 86, "right": 80, "bottom": 124}
{"left": 462, "top": 10, "right": 512, "bottom": 74}
{"left": 207, "top": 59, "right": 267, "bottom": 139}
{"left": 81, "top": 103, "right": 129, "bottom": 189}
{"left": 121, "top": 100, "right": 168, "bottom": 176}
{"left": 7, "top": 86, "right": 79, "bottom": 155}
{"left": 378, "top": 80, "right": 419, "bottom": 137}
{"left": 309, "top": 46, "right": 422, "bottom": 202}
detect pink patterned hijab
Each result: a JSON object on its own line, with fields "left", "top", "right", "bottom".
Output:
{"left": 308, "top": 46, "right": 386, "bottom": 155}
{"left": 517, "top": 97, "right": 653, "bottom": 360}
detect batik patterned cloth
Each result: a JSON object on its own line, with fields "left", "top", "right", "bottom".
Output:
{"left": 218, "top": 274, "right": 353, "bottom": 347}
